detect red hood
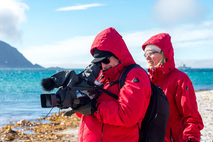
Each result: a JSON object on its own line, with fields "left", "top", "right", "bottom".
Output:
{"left": 90, "top": 27, "right": 135, "bottom": 66}
{"left": 142, "top": 33, "right": 175, "bottom": 81}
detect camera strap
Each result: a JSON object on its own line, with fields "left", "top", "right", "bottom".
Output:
{"left": 77, "top": 75, "right": 119, "bottom": 100}
{"left": 95, "top": 85, "right": 118, "bottom": 100}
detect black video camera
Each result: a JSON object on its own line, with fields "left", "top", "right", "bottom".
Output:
{"left": 40, "top": 63, "right": 101, "bottom": 109}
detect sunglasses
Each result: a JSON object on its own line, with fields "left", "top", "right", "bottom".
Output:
{"left": 101, "top": 57, "right": 111, "bottom": 64}
{"left": 144, "top": 50, "right": 162, "bottom": 58}
{"left": 144, "top": 51, "right": 159, "bottom": 58}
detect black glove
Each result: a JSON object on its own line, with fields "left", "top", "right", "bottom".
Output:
{"left": 73, "top": 99, "right": 97, "bottom": 116}
{"left": 65, "top": 96, "right": 97, "bottom": 116}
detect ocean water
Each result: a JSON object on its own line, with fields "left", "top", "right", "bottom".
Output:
{"left": 0, "top": 68, "right": 83, "bottom": 127}
{"left": 0, "top": 68, "right": 213, "bottom": 127}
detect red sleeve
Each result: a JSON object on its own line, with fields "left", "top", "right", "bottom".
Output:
{"left": 95, "top": 68, "right": 151, "bottom": 127}
{"left": 75, "top": 112, "right": 82, "bottom": 118}
{"left": 176, "top": 74, "right": 204, "bottom": 141}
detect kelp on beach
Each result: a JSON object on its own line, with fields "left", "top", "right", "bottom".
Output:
{"left": 0, "top": 111, "right": 80, "bottom": 141}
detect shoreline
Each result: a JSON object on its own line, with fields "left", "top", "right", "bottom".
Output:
{"left": 0, "top": 111, "right": 80, "bottom": 141}
{"left": 0, "top": 89, "right": 213, "bottom": 141}
{"left": 195, "top": 89, "right": 213, "bottom": 92}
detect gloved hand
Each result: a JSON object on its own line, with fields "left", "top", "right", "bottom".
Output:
{"left": 72, "top": 99, "right": 97, "bottom": 115}
{"left": 65, "top": 96, "right": 97, "bottom": 116}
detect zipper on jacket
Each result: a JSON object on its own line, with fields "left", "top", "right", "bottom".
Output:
{"left": 99, "top": 107, "right": 104, "bottom": 142}
{"left": 100, "top": 124, "right": 104, "bottom": 142}
{"left": 170, "top": 128, "right": 173, "bottom": 142}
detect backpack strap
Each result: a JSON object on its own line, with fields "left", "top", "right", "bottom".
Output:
{"left": 119, "top": 64, "right": 142, "bottom": 89}
{"left": 103, "top": 64, "right": 142, "bottom": 100}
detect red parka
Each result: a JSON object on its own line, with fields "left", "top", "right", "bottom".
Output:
{"left": 77, "top": 27, "right": 151, "bottom": 142}
{"left": 142, "top": 33, "right": 204, "bottom": 142}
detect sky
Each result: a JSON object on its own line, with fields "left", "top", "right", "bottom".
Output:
{"left": 0, "top": 0, "right": 213, "bottom": 68}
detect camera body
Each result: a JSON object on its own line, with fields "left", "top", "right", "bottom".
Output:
{"left": 40, "top": 63, "right": 101, "bottom": 109}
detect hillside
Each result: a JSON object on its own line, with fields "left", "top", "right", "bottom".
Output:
{"left": 0, "top": 40, "right": 43, "bottom": 68}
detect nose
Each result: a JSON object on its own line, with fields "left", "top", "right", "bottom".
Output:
{"left": 145, "top": 55, "right": 151, "bottom": 60}
{"left": 101, "top": 63, "right": 107, "bottom": 70}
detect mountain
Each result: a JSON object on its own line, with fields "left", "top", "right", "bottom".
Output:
{"left": 0, "top": 40, "right": 43, "bottom": 68}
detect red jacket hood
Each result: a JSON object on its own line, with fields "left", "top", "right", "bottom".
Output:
{"left": 142, "top": 33, "right": 175, "bottom": 81}
{"left": 90, "top": 27, "right": 135, "bottom": 66}
{"left": 76, "top": 28, "right": 151, "bottom": 142}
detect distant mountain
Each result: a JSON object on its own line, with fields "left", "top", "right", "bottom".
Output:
{"left": 0, "top": 40, "right": 43, "bottom": 68}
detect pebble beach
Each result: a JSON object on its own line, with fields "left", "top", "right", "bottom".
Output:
{"left": 196, "top": 90, "right": 213, "bottom": 141}
{"left": 0, "top": 90, "right": 213, "bottom": 141}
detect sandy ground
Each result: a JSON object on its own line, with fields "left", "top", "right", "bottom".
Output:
{"left": 58, "top": 127, "right": 79, "bottom": 142}
{"left": 0, "top": 90, "right": 213, "bottom": 141}
{"left": 196, "top": 90, "right": 213, "bottom": 141}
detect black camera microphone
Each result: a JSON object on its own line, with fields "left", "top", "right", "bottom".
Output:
{"left": 41, "top": 77, "right": 56, "bottom": 91}
{"left": 41, "top": 70, "right": 76, "bottom": 92}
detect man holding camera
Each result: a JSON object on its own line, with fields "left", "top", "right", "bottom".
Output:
{"left": 74, "top": 27, "right": 151, "bottom": 142}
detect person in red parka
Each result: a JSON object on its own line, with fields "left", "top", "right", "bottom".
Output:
{"left": 142, "top": 33, "right": 204, "bottom": 142}
{"left": 74, "top": 27, "right": 151, "bottom": 142}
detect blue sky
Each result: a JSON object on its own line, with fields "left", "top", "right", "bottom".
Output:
{"left": 0, "top": 0, "right": 213, "bottom": 68}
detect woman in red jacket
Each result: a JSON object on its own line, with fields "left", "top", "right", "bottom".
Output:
{"left": 76, "top": 27, "right": 151, "bottom": 142}
{"left": 142, "top": 33, "right": 204, "bottom": 142}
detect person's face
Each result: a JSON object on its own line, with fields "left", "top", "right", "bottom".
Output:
{"left": 101, "top": 56, "right": 119, "bottom": 71}
{"left": 144, "top": 50, "right": 164, "bottom": 70}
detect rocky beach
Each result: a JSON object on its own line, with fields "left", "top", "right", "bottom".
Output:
{"left": 0, "top": 90, "right": 213, "bottom": 141}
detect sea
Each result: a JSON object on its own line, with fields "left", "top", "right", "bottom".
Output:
{"left": 0, "top": 68, "right": 213, "bottom": 127}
